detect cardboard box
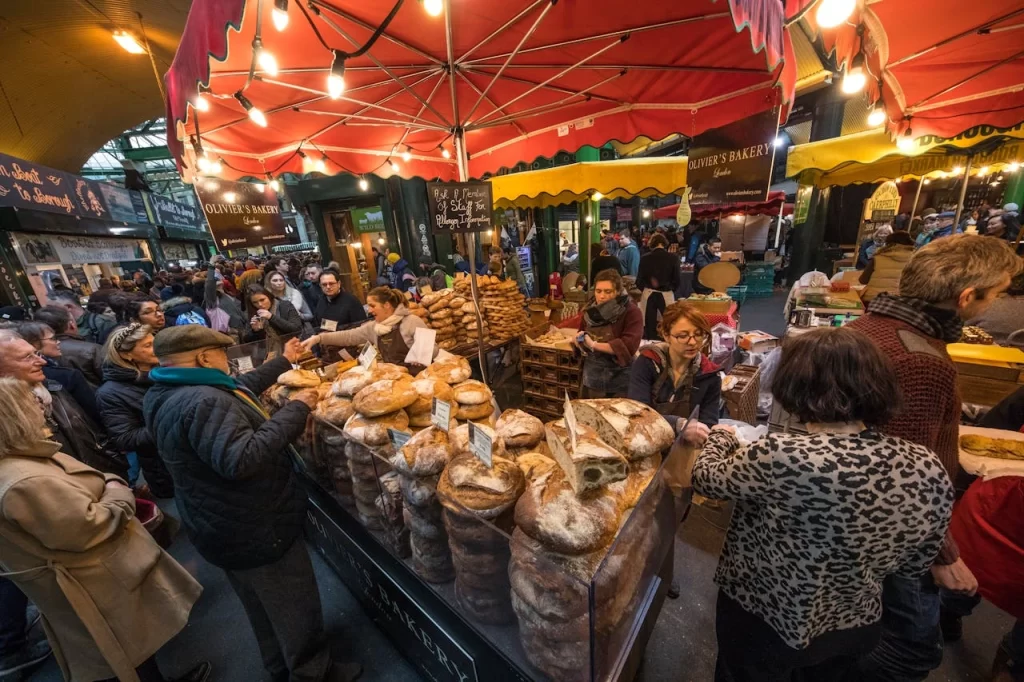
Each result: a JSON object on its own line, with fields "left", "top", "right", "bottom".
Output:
{"left": 738, "top": 330, "right": 780, "bottom": 353}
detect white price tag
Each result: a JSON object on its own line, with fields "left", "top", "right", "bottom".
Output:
{"left": 236, "top": 356, "right": 254, "bottom": 374}
{"left": 358, "top": 344, "right": 378, "bottom": 370}
{"left": 388, "top": 428, "right": 412, "bottom": 450}
{"left": 321, "top": 319, "right": 338, "bottom": 332}
{"left": 564, "top": 391, "right": 578, "bottom": 453}
{"left": 468, "top": 422, "right": 493, "bottom": 468}
{"left": 431, "top": 398, "right": 451, "bottom": 431}
{"left": 339, "top": 349, "right": 353, "bottom": 361}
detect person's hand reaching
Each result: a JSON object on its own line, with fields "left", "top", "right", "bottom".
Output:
{"left": 931, "top": 558, "right": 978, "bottom": 596}
{"left": 678, "top": 420, "right": 710, "bottom": 446}
{"left": 288, "top": 388, "right": 319, "bottom": 410}
{"left": 300, "top": 335, "right": 322, "bottom": 351}
{"left": 283, "top": 338, "right": 305, "bottom": 364}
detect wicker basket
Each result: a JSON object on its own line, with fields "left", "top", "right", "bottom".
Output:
{"left": 722, "top": 364, "right": 761, "bottom": 424}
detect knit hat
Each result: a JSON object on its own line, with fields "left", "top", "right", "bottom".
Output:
{"left": 1004, "top": 203, "right": 1019, "bottom": 214}
{"left": 387, "top": 253, "right": 401, "bottom": 264}
{"left": 153, "top": 325, "right": 234, "bottom": 358}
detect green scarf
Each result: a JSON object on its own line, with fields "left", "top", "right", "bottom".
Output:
{"left": 150, "top": 367, "right": 238, "bottom": 390}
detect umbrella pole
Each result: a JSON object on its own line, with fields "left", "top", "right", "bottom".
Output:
{"left": 953, "top": 155, "right": 974, "bottom": 228}
{"left": 773, "top": 200, "right": 785, "bottom": 249}
{"left": 455, "top": 131, "right": 490, "bottom": 384}
{"left": 910, "top": 178, "right": 924, "bottom": 218}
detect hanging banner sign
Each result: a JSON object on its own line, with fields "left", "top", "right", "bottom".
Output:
{"left": 196, "top": 180, "right": 294, "bottom": 249}
{"left": 0, "top": 152, "right": 112, "bottom": 221}
{"left": 793, "top": 185, "right": 813, "bottom": 225}
{"left": 12, "top": 232, "right": 144, "bottom": 264}
{"left": 97, "top": 184, "right": 150, "bottom": 224}
{"left": 686, "top": 108, "right": 778, "bottom": 205}
{"left": 426, "top": 182, "right": 493, "bottom": 235}
{"left": 145, "top": 192, "right": 206, "bottom": 232}
{"left": 351, "top": 206, "right": 386, "bottom": 234}
{"left": 863, "top": 181, "right": 901, "bottom": 221}
{"left": 615, "top": 206, "right": 633, "bottom": 222}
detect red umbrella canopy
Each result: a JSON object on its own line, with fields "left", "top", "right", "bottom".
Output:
{"left": 813, "top": 0, "right": 1024, "bottom": 140}
{"left": 166, "top": 0, "right": 796, "bottom": 183}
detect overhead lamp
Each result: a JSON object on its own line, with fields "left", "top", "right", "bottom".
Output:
{"left": 254, "top": 40, "right": 278, "bottom": 76}
{"left": 922, "top": 178, "right": 931, "bottom": 185}
{"left": 314, "top": 156, "right": 328, "bottom": 173}
{"left": 358, "top": 176, "right": 369, "bottom": 191}
{"left": 193, "top": 93, "right": 210, "bottom": 112}
{"left": 352, "top": 242, "right": 362, "bottom": 249}
{"left": 272, "top": 0, "right": 289, "bottom": 31}
{"left": 378, "top": 237, "right": 386, "bottom": 245}
{"left": 816, "top": 0, "right": 856, "bottom": 29}
{"left": 113, "top": 30, "right": 146, "bottom": 54}
{"left": 328, "top": 51, "right": 346, "bottom": 99}
{"left": 389, "top": 159, "right": 400, "bottom": 173}
{"left": 773, "top": 136, "right": 785, "bottom": 148}
{"left": 205, "top": 180, "right": 219, "bottom": 191}
{"left": 952, "top": 165, "right": 964, "bottom": 175}
{"left": 978, "top": 165, "right": 990, "bottom": 176}
{"left": 268, "top": 176, "right": 281, "bottom": 192}
{"left": 235, "top": 92, "right": 267, "bottom": 127}
{"left": 896, "top": 136, "right": 914, "bottom": 152}
{"left": 1010, "top": 161, "right": 1021, "bottom": 172}
{"left": 402, "top": 147, "right": 412, "bottom": 163}
{"left": 423, "top": 0, "right": 443, "bottom": 17}
{"left": 841, "top": 66, "right": 866, "bottom": 95}
{"left": 990, "top": 180, "right": 1000, "bottom": 187}
{"left": 584, "top": 214, "right": 593, "bottom": 224}
{"left": 441, "top": 146, "right": 451, "bottom": 159}
{"left": 592, "top": 191, "right": 603, "bottom": 201}
{"left": 253, "top": 182, "right": 265, "bottom": 192}
{"left": 867, "top": 106, "right": 886, "bottom": 127}
{"left": 223, "top": 191, "right": 237, "bottom": 203}
{"left": 642, "top": 209, "right": 651, "bottom": 218}
{"left": 197, "top": 155, "right": 213, "bottom": 174}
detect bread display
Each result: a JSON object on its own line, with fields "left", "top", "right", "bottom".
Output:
{"left": 277, "top": 368, "right": 322, "bottom": 388}
{"left": 570, "top": 399, "right": 675, "bottom": 460}
{"left": 345, "top": 440, "right": 394, "bottom": 529}
{"left": 352, "top": 377, "right": 418, "bottom": 417}
{"left": 332, "top": 363, "right": 409, "bottom": 397}
{"left": 342, "top": 410, "right": 410, "bottom": 446}
{"left": 390, "top": 427, "right": 455, "bottom": 582}
{"left": 515, "top": 451, "right": 557, "bottom": 481}
{"left": 375, "top": 471, "right": 410, "bottom": 558}
{"left": 314, "top": 395, "right": 354, "bottom": 425}
{"left": 449, "top": 423, "right": 507, "bottom": 460}
{"left": 421, "top": 356, "right": 472, "bottom": 384}
{"left": 496, "top": 409, "right": 544, "bottom": 449}
{"left": 607, "top": 453, "right": 663, "bottom": 510}
{"left": 406, "top": 376, "right": 454, "bottom": 417}
{"left": 452, "top": 379, "right": 492, "bottom": 405}
{"left": 545, "top": 420, "right": 628, "bottom": 494}
{"left": 960, "top": 434, "right": 1024, "bottom": 460}
{"left": 452, "top": 274, "right": 529, "bottom": 344}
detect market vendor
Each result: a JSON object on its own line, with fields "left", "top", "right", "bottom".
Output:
{"left": 692, "top": 237, "right": 721, "bottom": 294}
{"left": 628, "top": 301, "right": 720, "bottom": 445}
{"left": 856, "top": 223, "right": 892, "bottom": 269}
{"left": 302, "top": 287, "right": 429, "bottom": 371}
{"left": 636, "top": 233, "right": 682, "bottom": 339}
{"left": 859, "top": 230, "right": 915, "bottom": 303}
{"left": 561, "top": 269, "right": 642, "bottom": 398}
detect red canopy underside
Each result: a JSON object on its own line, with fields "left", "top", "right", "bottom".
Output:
{"left": 816, "top": 1, "right": 1024, "bottom": 139}
{"left": 166, "top": 0, "right": 796, "bottom": 182}
{"left": 654, "top": 191, "right": 788, "bottom": 220}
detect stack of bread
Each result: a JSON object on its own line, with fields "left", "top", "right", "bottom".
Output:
{"left": 509, "top": 399, "right": 674, "bottom": 681}
{"left": 271, "top": 369, "right": 325, "bottom": 480}
{"left": 420, "top": 355, "right": 472, "bottom": 385}
{"left": 419, "top": 289, "right": 472, "bottom": 351}
{"left": 438, "top": 440, "right": 525, "bottom": 624}
{"left": 479, "top": 277, "right": 528, "bottom": 342}
{"left": 452, "top": 379, "right": 495, "bottom": 425}
{"left": 313, "top": 394, "right": 355, "bottom": 499}
{"left": 375, "top": 471, "right": 411, "bottom": 558}
{"left": 495, "top": 409, "right": 547, "bottom": 459}
{"left": 390, "top": 426, "right": 456, "bottom": 582}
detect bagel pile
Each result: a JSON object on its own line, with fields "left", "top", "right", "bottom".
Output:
{"left": 454, "top": 275, "right": 528, "bottom": 343}
{"left": 419, "top": 289, "right": 471, "bottom": 351}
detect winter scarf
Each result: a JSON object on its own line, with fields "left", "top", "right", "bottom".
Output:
{"left": 867, "top": 293, "right": 964, "bottom": 343}
{"left": 584, "top": 293, "right": 630, "bottom": 330}
{"left": 374, "top": 307, "right": 408, "bottom": 337}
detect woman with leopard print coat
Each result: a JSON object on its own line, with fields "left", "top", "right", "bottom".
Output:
{"left": 693, "top": 327, "right": 953, "bottom": 682}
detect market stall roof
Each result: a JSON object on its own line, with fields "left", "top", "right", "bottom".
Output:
{"left": 653, "top": 191, "right": 788, "bottom": 220}
{"left": 786, "top": 127, "right": 1024, "bottom": 188}
{"left": 165, "top": 0, "right": 797, "bottom": 183}
{"left": 489, "top": 157, "right": 687, "bottom": 209}
{"left": 811, "top": 0, "right": 1024, "bottom": 139}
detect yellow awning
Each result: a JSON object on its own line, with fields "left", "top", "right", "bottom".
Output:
{"left": 489, "top": 157, "right": 688, "bottom": 209}
{"left": 787, "top": 126, "right": 1024, "bottom": 188}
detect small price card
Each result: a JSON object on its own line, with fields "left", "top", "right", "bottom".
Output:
{"left": 431, "top": 398, "right": 451, "bottom": 431}
{"left": 564, "top": 391, "right": 578, "bottom": 452}
{"left": 468, "top": 422, "right": 493, "bottom": 467}
{"left": 388, "top": 428, "right": 412, "bottom": 450}
{"left": 236, "top": 356, "right": 254, "bottom": 374}
{"left": 358, "top": 344, "right": 378, "bottom": 370}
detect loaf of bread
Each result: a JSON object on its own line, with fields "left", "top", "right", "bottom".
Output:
{"left": 406, "top": 376, "right": 455, "bottom": 416}
{"left": 277, "top": 368, "right": 321, "bottom": 388}
{"left": 454, "top": 401, "right": 494, "bottom": 421}
{"left": 514, "top": 467, "right": 621, "bottom": 555}
{"left": 570, "top": 399, "right": 674, "bottom": 460}
{"left": 515, "top": 451, "right": 557, "bottom": 481}
{"left": 353, "top": 377, "right": 418, "bottom": 417}
{"left": 496, "top": 409, "right": 544, "bottom": 449}
{"left": 449, "top": 423, "right": 506, "bottom": 460}
{"left": 545, "top": 420, "right": 628, "bottom": 494}
{"left": 420, "top": 289, "right": 452, "bottom": 308}
{"left": 392, "top": 426, "right": 452, "bottom": 477}
{"left": 344, "top": 441, "right": 394, "bottom": 529}
{"left": 452, "top": 379, "right": 492, "bottom": 405}
{"left": 332, "top": 363, "right": 409, "bottom": 397}
{"left": 421, "top": 356, "right": 471, "bottom": 384}
{"left": 314, "top": 395, "right": 354, "bottom": 425}
{"left": 375, "top": 471, "right": 410, "bottom": 558}
{"left": 607, "top": 453, "right": 663, "bottom": 510}
{"left": 343, "top": 410, "right": 410, "bottom": 446}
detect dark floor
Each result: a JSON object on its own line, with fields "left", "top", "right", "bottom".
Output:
{"left": 26, "top": 294, "right": 1013, "bottom": 682}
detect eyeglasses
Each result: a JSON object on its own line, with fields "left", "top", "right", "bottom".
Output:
{"left": 669, "top": 330, "right": 707, "bottom": 344}
{"left": 321, "top": 281, "right": 340, "bottom": 288}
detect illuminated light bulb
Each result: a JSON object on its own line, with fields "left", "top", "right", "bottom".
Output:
{"left": 358, "top": 177, "right": 369, "bottom": 191}
{"left": 223, "top": 191, "right": 237, "bottom": 203}
{"left": 585, "top": 214, "right": 593, "bottom": 224}
{"left": 352, "top": 242, "right": 361, "bottom": 249}
{"left": 642, "top": 209, "right": 651, "bottom": 218}
{"left": 209, "top": 159, "right": 223, "bottom": 174}
{"left": 922, "top": 178, "right": 931, "bottom": 185}
{"left": 254, "top": 226, "right": 262, "bottom": 231}
{"left": 867, "top": 107, "right": 885, "bottom": 127}
{"left": 205, "top": 180, "right": 219, "bottom": 191}
{"left": 236, "top": 92, "right": 267, "bottom": 127}
{"left": 269, "top": 178, "right": 281, "bottom": 192}
{"left": 486, "top": 229, "right": 493, "bottom": 237}
{"left": 257, "top": 48, "right": 278, "bottom": 76}
{"left": 314, "top": 156, "right": 327, "bottom": 173}
{"left": 402, "top": 147, "right": 412, "bottom": 162}
{"left": 328, "top": 52, "right": 346, "bottom": 99}
{"left": 197, "top": 155, "right": 212, "bottom": 174}
{"left": 441, "top": 146, "right": 450, "bottom": 159}
{"left": 272, "top": 0, "right": 289, "bottom": 31}
{"left": 896, "top": 136, "right": 914, "bottom": 152}
{"left": 113, "top": 30, "right": 146, "bottom": 54}
{"left": 389, "top": 159, "right": 400, "bottom": 173}
{"left": 592, "top": 191, "right": 603, "bottom": 201}
{"left": 841, "top": 66, "right": 866, "bottom": 94}
{"left": 773, "top": 136, "right": 785, "bottom": 148}
{"left": 194, "top": 93, "right": 210, "bottom": 112}
{"left": 978, "top": 166, "right": 990, "bottom": 176}
{"left": 253, "top": 182, "right": 265, "bottom": 192}
{"left": 952, "top": 165, "right": 964, "bottom": 175}
{"left": 815, "top": 0, "right": 856, "bottom": 29}
{"left": 424, "top": 0, "right": 443, "bottom": 16}
{"left": 1010, "top": 161, "right": 1021, "bottom": 172}
{"left": 990, "top": 181, "right": 999, "bottom": 187}
{"left": 378, "top": 237, "right": 386, "bottom": 245}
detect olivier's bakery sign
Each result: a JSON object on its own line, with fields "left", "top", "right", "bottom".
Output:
{"left": 196, "top": 180, "right": 293, "bottom": 250}
{"left": 686, "top": 107, "right": 779, "bottom": 205}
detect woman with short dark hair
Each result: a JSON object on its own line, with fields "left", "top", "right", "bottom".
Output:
{"left": 693, "top": 327, "right": 954, "bottom": 681}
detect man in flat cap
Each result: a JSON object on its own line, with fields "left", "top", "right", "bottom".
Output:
{"left": 143, "top": 327, "right": 361, "bottom": 682}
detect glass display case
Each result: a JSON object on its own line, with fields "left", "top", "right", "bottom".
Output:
{"left": 296, "top": 411, "right": 677, "bottom": 682}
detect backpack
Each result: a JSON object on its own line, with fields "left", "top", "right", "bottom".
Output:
{"left": 175, "top": 309, "right": 208, "bottom": 327}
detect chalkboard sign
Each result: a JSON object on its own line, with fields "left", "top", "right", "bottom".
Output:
{"left": 426, "top": 182, "right": 493, "bottom": 235}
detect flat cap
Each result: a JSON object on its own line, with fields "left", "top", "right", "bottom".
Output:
{"left": 154, "top": 325, "right": 234, "bottom": 358}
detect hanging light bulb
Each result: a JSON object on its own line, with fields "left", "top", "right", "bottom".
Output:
{"left": 328, "top": 51, "right": 346, "bottom": 99}
{"left": 441, "top": 146, "right": 451, "bottom": 159}
{"left": 978, "top": 166, "right": 990, "bottom": 176}
{"left": 402, "top": 147, "right": 412, "bottom": 163}
{"left": 209, "top": 158, "right": 223, "bottom": 175}
{"left": 269, "top": 177, "right": 281, "bottom": 192}
{"left": 254, "top": 40, "right": 278, "bottom": 76}
{"left": 358, "top": 176, "right": 369, "bottom": 191}
{"left": 815, "top": 0, "right": 856, "bottom": 29}
{"left": 314, "top": 156, "right": 328, "bottom": 173}
{"left": 867, "top": 106, "right": 886, "bottom": 127}
{"left": 1010, "top": 161, "right": 1021, "bottom": 172}
{"left": 896, "top": 136, "right": 914, "bottom": 152}
{"left": 193, "top": 93, "right": 210, "bottom": 112}
{"left": 253, "top": 182, "right": 265, "bottom": 192}
{"left": 235, "top": 92, "right": 267, "bottom": 127}
{"left": 223, "top": 191, "right": 237, "bottom": 203}
{"left": 272, "top": 0, "right": 289, "bottom": 31}
{"left": 592, "top": 191, "right": 603, "bottom": 201}
{"left": 197, "top": 155, "right": 212, "bottom": 174}
{"left": 389, "top": 159, "right": 400, "bottom": 173}
{"left": 585, "top": 214, "right": 593, "bottom": 224}
{"left": 378, "top": 237, "right": 386, "bottom": 245}
{"left": 922, "top": 178, "right": 931, "bottom": 185}
{"left": 642, "top": 209, "right": 651, "bottom": 218}
{"left": 112, "top": 30, "right": 146, "bottom": 54}
{"left": 952, "top": 165, "right": 964, "bottom": 175}
{"left": 841, "top": 66, "right": 866, "bottom": 94}
{"left": 424, "top": 0, "right": 443, "bottom": 17}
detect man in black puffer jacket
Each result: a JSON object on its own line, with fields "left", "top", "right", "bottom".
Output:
{"left": 143, "top": 326, "right": 361, "bottom": 682}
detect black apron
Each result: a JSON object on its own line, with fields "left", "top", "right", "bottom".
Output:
{"left": 581, "top": 323, "right": 630, "bottom": 397}
{"left": 377, "top": 327, "right": 424, "bottom": 376}
{"left": 649, "top": 348, "right": 695, "bottom": 420}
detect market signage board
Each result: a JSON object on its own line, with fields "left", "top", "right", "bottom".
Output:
{"left": 12, "top": 232, "right": 144, "bottom": 264}
{"left": 0, "top": 152, "right": 114, "bottom": 221}
{"left": 863, "top": 181, "right": 900, "bottom": 221}
{"left": 195, "top": 180, "right": 292, "bottom": 249}
{"left": 145, "top": 193, "right": 206, "bottom": 232}
{"left": 97, "top": 184, "right": 150, "bottom": 224}
{"left": 351, "top": 205, "right": 386, "bottom": 234}
{"left": 426, "top": 182, "right": 493, "bottom": 235}
{"left": 686, "top": 108, "right": 779, "bottom": 205}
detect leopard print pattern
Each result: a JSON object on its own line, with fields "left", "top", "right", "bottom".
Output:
{"left": 693, "top": 429, "right": 953, "bottom": 649}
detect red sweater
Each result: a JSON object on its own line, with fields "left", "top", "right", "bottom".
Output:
{"left": 848, "top": 312, "right": 961, "bottom": 563}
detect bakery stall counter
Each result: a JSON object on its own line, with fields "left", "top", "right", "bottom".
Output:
{"left": 272, "top": 358, "right": 677, "bottom": 682}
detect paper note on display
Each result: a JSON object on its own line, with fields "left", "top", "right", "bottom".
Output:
{"left": 236, "top": 356, "right": 254, "bottom": 374}
{"left": 358, "top": 344, "right": 378, "bottom": 370}
{"left": 388, "top": 428, "right": 412, "bottom": 450}
{"left": 431, "top": 398, "right": 451, "bottom": 431}
{"left": 321, "top": 319, "right": 338, "bottom": 331}
{"left": 468, "top": 422, "right": 493, "bottom": 468}
{"left": 405, "top": 327, "right": 437, "bottom": 367}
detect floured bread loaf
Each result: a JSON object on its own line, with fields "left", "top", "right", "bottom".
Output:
{"left": 421, "top": 356, "right": 471, "bottom": 384}
{"left": 449, "top": 423, "right": 506, "bottom": 460}
{"left": 545, "top": 420, "right": 628, "bottom": 494}
{"left": 332, "top": 363, "right": 409, "bottom": 397}
{"left": 516, "top": 451, "right": 557, "bottom": 481}
{"left": 392, "top": 426, "right": 452, "bottom": 477}
{"left": 514, "top": 467, "right": 621, "bottom": 555}
{"left": 343, "top": 410, "right": 410, "bottom": 446}
{"left": 407, "top": 376, "right": 454, "bottom": 416}
{"left": 570, "top": 399, "right": 674, "bottom": 460}
{"left": 496, "top": 409, "right": 544, "bottom": 449}
{"left": 353, "top": 377, "right": 418, "bottom": 417}
{"left": 454, "top": 401, "right": 494, "bottom": 421}
{"left": 452, "top": 380, "right": 492, "bottom": 405}
{"left": 277, "top": 368, "right": 321, "bottom": 388}
{"left": 316, "top": 383, "right": 333, "bottom": 402}
{"left": 438, "top": 453, "right": 525, "bottom": 519}
{"left": 314, "top": 395, "right": 354, "bottom": 425}
{"left": 608, "top": 453, "right": 663, "bottom": 510}
{"left": 420, "top": 289, "right": 451, "bottom": 308}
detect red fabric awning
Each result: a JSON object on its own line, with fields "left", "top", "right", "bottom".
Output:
{"left": 811, "top": 2, "right": 1024, "bottom": 139}
{"left": 165, "top": 0, "right": 797, "bottom": 183}
{"left": 654, "top": 190, "right": 787, "bottom": 220}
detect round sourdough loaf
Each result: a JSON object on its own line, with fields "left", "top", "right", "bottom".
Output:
{"left": 353, "top": 377, "right": 418, "bottom": 417}
{"left": 438, "top": 453, "right": 525, "bottom": 519}
{"left": 452, "top": 379, "right": 491, "bottom": 405}
{"left": 392, "top": 426, "right": 452, "bottom": 477}
{"left": 342, "top": 410, "right": 409, "bottom": 446}
{"left": 277, "top": 368, "right": 321, "bottom": 388}
{"left": 513, "top": 468, "right": 621, "bottom": 555}
{"left": 495, "top": 409, "right": 544, "bottom": 448}
{"left": 454, "top": 401, "right": 494, "bottom": 421}
{"left": 406, "top": 376, "right": 454, "bottom": 415}
{"left": 314, "top": 395, "right": 354, "bottom": 425}
{"left": 421, "top": 356, "right": 471, "bottom": 384}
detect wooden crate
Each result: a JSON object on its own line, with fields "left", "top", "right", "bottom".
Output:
{"left": 723, "top": 364, "right": 761, "bottom": 424}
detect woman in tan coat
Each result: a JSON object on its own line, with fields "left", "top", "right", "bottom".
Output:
{"left": 0, "top": 377, "right": 208, "bottom": 682}
{"left": 859, "top": 230, "right": 916, "bottom": 303}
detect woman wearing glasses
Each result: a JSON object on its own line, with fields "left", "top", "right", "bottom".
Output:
{"left": 628, "top": 301, "right": 721, "bottom": 446}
